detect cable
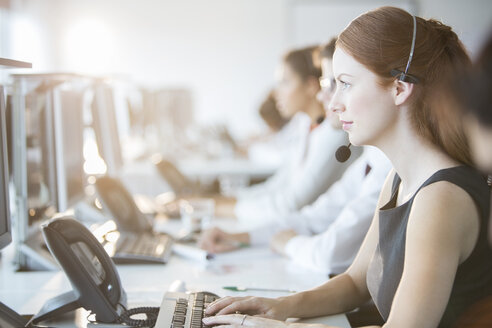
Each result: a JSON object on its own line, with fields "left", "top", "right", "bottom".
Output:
{"left": 117, "top": 306, "right": 160, "bottom": 327}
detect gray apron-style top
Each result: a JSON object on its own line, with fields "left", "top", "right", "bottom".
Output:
{"left": 367, "top": 166, "right": 492, "bottom": 327}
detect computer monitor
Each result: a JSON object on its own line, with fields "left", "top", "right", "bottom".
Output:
{"left": 91, "top": 82, "right": 123, "bottom": 175}
{"left": 0, "top": 87, "right": 12, "bottom": 250}
{"left": 54, "top": 88, "right": 86, "bottom": 211}
{"left": 0, "top": 85, "right": 30, "bottom": 327}
{"left": 5, "top": 95, "right": 14, "bottom": 179}
{"left": 9, "top": 75, "right": 89, "bottom": 270}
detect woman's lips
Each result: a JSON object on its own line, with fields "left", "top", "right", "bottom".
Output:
{"left": 341, "top": 120, "right": 353, "bottom": 130}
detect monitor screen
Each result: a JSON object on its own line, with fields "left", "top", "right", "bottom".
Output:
{"left": 24, "top": 91, "right": 57, "bottom": 223}
{"left": 57, "top": 89, "right": 85, "bottom": 208}
{"left": 91, "top": 83, "right": 123, "bottom": 174}
{"left": 5, "top": 95, "right": 13, "bottom": 179}
{"left": 0, "top": 86, "right": 12, "bottom": 250}
{"left": 21, "top": 82, "right": 86, "bottom": 221}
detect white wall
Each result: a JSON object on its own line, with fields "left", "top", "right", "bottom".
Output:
{"left": 286, "top": 0, "right": 415, "bottom": 48}
{"left": 4, "top": 0, "right": 492, "bottom": 137}
{"left": 6, "top": 0, "right": 289, "bottom": 138}
{"left": 418, "top": 0, "right": 492, "bottom": 58}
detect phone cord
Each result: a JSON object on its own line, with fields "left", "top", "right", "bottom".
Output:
{"left": 117, "top": 306, "right": 160, "bottom": 327}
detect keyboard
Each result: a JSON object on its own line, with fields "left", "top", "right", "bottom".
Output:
{"left": 155, "top": 291, "right": 220, "bottom": 328}
{"left": 112, "top": 232, "right": 173, "bottom": 264}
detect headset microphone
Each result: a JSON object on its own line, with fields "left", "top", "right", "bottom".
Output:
{"left": 335, "top": 143, "right": 351, "bottom": 163}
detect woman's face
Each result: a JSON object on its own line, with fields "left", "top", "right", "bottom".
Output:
{"left": 274, "top": 62, "right": 313, "bottom": 119}
{"left": 329, "top": 48, "right": 398, "bottom": 146}
{"left": 317, "top": 58, "right": 341, "bottom": 129}
{"left": 465, "top": 115, "right": 492, "bottom": 173}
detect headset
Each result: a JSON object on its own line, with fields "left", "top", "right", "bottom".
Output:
{"left": 390, "top": 14, "right": 420, "bottom": 84}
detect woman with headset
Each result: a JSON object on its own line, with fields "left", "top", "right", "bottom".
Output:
{"left": 203, "top": 7, "right": 492, "bottom": 328}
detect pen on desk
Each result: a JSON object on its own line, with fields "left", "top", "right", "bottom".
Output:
{"left": 223, "top": 286, "right": 297, "bottom": 293}
{"left": 227, "top": 240, "right": 250, "bottom": 248}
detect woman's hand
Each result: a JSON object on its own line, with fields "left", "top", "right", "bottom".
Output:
{"left": 202, "top": 314, "right": 290, "bottom": 327}
{"left": 204, "top": 296, "right": 290, "bottom": 320}
{"left": 203, "top": 314, "right": 334, "bottom": 328}
{"left": 198, "top": 227, "right": 250, "bottom": 253}
{"left": 270, "top": 229, "right": 298, "bottom": 255}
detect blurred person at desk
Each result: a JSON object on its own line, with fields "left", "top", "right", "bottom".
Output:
{"left": 215, "top": 44, "right": 360, "bottom": 223}
{"left": 443, "top": 31, "right": 492, "bottom": 328}
{"left": 200, "top": 40, "right": 392, "bottom": 277}
{"left": 203, "top": 7, "right": 492, "bottom": 328}
{"left": 239, "top": 89, "right": 302, "bottom": 168}
{"left": 443, "top": 30, "right": 492, "bottom": 242}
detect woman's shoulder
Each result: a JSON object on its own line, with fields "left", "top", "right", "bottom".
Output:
{"left": 416, "top": 165, "right": 489, "bottom": 214}
{"left": 409, "top": 171, "right": 482, "bottom": 258}
{"left": 412, "top": 165, "right": 485, "bottom": 219}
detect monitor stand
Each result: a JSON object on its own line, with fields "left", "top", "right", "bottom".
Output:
{"left": 16, "top": 227, "right": 58, "bottom": 271}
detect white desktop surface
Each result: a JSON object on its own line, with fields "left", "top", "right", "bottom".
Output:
{"left": 117, "top": 157, "right": 278, "bottom": 197}
{"left": 0, "top": 219, "right": 350, "bottom": 328}
{"left": 177, "top": 157, "right": 278, "bottom": 180}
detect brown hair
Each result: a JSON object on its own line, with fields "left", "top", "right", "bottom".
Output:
{"left": 320, "top": 38, "right": 337, "bottom": 60}
{"left": 456, "top": 31, "right": 492, "bottom": 126}
{"left": 337, "top": 6, "right": 472, "bottom": 165}
{"left": 283, "top": 46, "right": 322, "bottom": 81}
{"left": 259, "top": 90, "right": 288, "bottom": 131}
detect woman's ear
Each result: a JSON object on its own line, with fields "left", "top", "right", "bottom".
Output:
{"left": 393, "top": 79, "right": 415, "bottom": 106}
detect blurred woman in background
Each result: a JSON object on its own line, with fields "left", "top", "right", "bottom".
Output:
{"left": 216, "top": 45, "right": 359, "bottom": 225}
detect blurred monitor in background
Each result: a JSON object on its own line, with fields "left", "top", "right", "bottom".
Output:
{"left": 0, "top": 86, "right": 12, "bottom": 252}
{"left": 57, "top": 88, "right": 86, "bottom": 210}
{"left": 91, "top": 81, "right": 124, "bottom": 175}
{"left": 0, "top": 84, "right": 30, "bottom": 327}
{"left": 8, "top": 75, "right": 89, "bottom": 270}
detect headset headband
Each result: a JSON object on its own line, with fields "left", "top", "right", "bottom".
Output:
{"left": 390, "top": 15, "right": 420, "bottom": 84}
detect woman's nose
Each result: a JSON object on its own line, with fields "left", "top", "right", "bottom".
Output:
{"left": 328, "top": 93, "right": 344, "bottom": 114}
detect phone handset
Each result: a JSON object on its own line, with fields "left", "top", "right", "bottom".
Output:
{"left": 31, "top": 216, "right": 127, "bottom": 324}
{"left": 95, "top": 176, "right": 153, "bottom": 233}
{"left": 30, "top": 216, "right": 160, "bottom": 327}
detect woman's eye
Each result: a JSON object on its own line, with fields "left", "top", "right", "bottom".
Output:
{"left": 340, "top": 80, "right": 351, "bottom": 90}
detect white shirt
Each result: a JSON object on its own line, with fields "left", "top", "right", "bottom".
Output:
{"left": 249, "top": 146, "right": 392, "bottom": 274}
{"left": 247, "top": 112, "right": 306, "bottom": 168}
{"left": 235, "top": 112, "right": 360, "bottom": 227}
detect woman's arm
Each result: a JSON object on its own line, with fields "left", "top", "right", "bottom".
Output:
{"left": 384, "top": 181, "right": 480, "bottom": 328}
{"left": 283, "top": 170, "right": 395, "bottom": 319}
{"left": 206, "top": 170, "right": 396, "bottom": 320}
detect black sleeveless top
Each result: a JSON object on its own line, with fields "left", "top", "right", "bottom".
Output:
{"left": 366, "top": 166, "right": 492, "bottom": 327}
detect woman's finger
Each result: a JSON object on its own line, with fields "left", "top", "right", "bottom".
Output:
{"left": 202, "top": 314, "right": 247, "bottom": 326}
{"left": 216, "top": 298, "right": 258, "bottom": 316}
{"left": 205, "top": 296, "right": 241, "bottom": 315}
{"left": 213, "top": 240, "right": 239, "bottom": 253}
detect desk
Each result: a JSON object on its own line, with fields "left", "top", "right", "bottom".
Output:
{"left": 177, "top": 157, "right": 278, "bottom": 181}
{"left": 0, "top": 219, "right": 350, "bottom": 327}
{"left": 118, "top": 157, "right": 278, "bottom": 197}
